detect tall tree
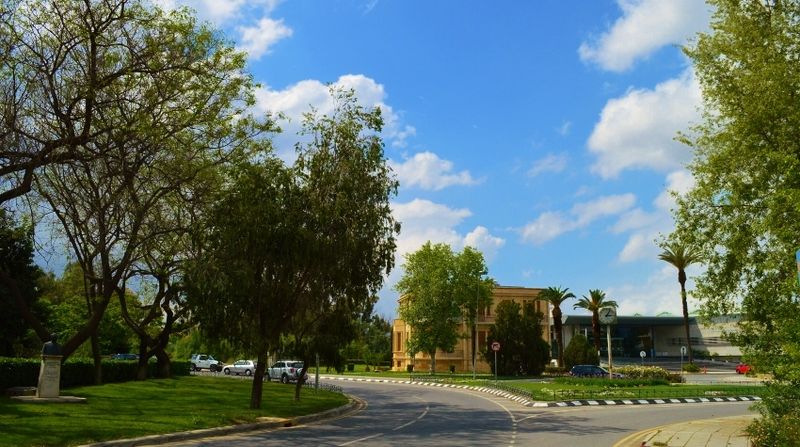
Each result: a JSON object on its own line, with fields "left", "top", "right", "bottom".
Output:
{"left": 540, "top": 286, "right": 575, "bottom": 367}
{"left": 573, "top": 289, "right": 618, "bottom": 352}
{"left": 658, "top": 241, "right": 700, "bottom": 364}
{"left": 674, "top": 1, "right": 800, "bottom": 443}
{"left": 396, "top": 242, "right": 461, "bottom": 374}
{"left": 188, "top": 89, "right": 399, "bottom": 407}
{"left": 485, "top": 300, "right": 549, "bottom": 376}
{"left": 16, "top": 0, "right": 267, "bottom": 384}
{"left": 450, "top": 246, "right": 494, "bottom": 376}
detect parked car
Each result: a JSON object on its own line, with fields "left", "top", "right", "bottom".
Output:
{"left": 223, "top": 360, "right": 256, "bottom": 376}
{"left": 266, "top": 360, "right": 308, "bottom": 383}
{"left": 735, "top": 363, "right": 751, "bottom": 374}
{"left": 190, "top": 354, "right": 222, "bottom": 372}
{"left": 569, "top": 364, "right": 624, "bottom": 378}
{"left": 111, "top": 353, "right": 138, "bottom": 360}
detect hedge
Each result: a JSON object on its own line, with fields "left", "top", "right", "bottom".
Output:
{"left": 0, "top": 357, "right": 191, "bottom": 391}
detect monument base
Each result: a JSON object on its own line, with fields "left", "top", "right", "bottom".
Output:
{"left": 11, "top": 395, "right": 87, "bottom": 403}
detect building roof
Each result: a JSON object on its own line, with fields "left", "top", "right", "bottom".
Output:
{"left": 562, "top": 315, "right": 696, "bottom": 326}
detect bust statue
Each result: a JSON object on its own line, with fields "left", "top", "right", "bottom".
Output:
{"left": 42, "top": 333, "right": 62, "bottom": 356}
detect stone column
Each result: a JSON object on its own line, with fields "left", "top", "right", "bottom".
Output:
{"left": 36, "top": 355, "right": 62, "bottom": 398}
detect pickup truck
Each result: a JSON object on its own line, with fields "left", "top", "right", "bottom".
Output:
{"left": 266, "top": 360, "right": 308, "bottom": 383}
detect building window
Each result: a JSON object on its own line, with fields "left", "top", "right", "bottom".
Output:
{"left": 396, "top": 332, "right": 402, "bottom": 351}
{"left": 478, "top": 331, "right": 486, "bottom": 351}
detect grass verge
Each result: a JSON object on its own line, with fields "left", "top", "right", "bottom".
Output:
{"left": 0, "top": 375, "right": 348, "bottom": 447}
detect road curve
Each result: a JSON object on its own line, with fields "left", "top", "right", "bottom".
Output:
{"left": 163, "top": 379, "right": 757, "bottom": 447}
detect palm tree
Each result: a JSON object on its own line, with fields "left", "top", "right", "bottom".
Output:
{"left": 573, "top": 289, "right": 618, "bottom": 352}
{"left": 540, "top": 286, "right": 575, "bottom": 367}
{"left": 659, "top": 241, "right": 701, "bottom": 364}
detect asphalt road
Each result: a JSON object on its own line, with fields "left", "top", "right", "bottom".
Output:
{"left": 163, "top": 379, "right": 756, "bottom": 447}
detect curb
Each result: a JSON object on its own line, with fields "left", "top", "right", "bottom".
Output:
{"left": 319, "top": 376, "right": 762, "bottom": 409}
{"left": 80, "top": 395, "right": 364, "bottom": 447}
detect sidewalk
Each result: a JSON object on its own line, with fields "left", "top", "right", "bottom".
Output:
{"left": 617, "top": 414, "right": 757, "bottom": 447}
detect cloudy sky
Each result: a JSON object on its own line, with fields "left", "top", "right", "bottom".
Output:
{"left": 152, "top": 0, "right": 711, "bottom": 319}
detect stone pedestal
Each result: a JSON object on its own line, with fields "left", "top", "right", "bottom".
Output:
{"left": 36, "top": 355, "right": 62, "bottom": 398}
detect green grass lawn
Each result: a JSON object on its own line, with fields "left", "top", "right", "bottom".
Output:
{"left": 494, "top": 379, "right": 766, "bottom": 401}
{"left": 0, "top": 376, "right": 348, "bottom": 447}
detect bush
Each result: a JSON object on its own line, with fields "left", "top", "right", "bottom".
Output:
{"left": 615, "top": 365, "right": 672, "bottom": 380}
{"left": 0, "top": 357, "right": 191, "bottom": 391}
{"left": 683, "top": 363, "right": 701, "bottom": 373}
{"left": 554, "top": 376, "right": 670, "bottom": 387}
{"left": 449, "top": 365, "right": 455, "bottom": 374}
{"left": 346, "top": 363, "right": 355, "bottom": 372}
{"left": 406, "top": 364, "right": 414, "bottom": 373}
{"left": 543, "top": 365, "right": 566, "bottom": 376}
{"left": 563, "top": 334, "right": 599, "bottom": 370}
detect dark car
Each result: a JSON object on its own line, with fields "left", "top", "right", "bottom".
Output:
{"left": 111, "top": 353, "right": 138, "bottom": 360}
{"left": 569, "top": 364, "right": 623, "bottom": 378}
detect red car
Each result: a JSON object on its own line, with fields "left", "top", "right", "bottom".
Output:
{"left": 735, "top": 363, "right": 751, "bottom": 374}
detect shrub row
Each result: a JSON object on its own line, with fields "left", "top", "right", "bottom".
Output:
{"left": 0, "top": 357, "right": 191, "bottom": 391}
{"left": 553, "top": 376, "right": 672, "bottom": 387}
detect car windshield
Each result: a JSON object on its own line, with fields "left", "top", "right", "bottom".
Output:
{"left": 291, "top": 362, "right": 304, "bottom": 368}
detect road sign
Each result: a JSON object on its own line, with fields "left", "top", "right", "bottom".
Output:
{"left": 491, "top": 342, "right": 501, "bottom": 352}
{"left": 680, "top": 346, "right": 687, "bottom": 355}
{"left": 640, "top": 350, "right": 646, "bottom": 358}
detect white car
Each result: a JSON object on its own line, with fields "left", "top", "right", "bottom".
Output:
{"left": 223, "top": 359, "right": 256, "bottom": 376}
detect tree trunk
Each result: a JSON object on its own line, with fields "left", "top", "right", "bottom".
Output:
{"left": 250, "top": 351, "right": 267, "bottom": 409}
{"left": 591, "top": 312, "right": 601, "bottom": 352}
{"left": 294, "top": 362, "right": 308, "bottom": 402}
{"left": 136, "top": 339, "right": 149, "bottom": 380}
{"left": 680, "top": 277, "right": 693, "bottom": 364}
{"left": 552, "top": 306, "right": 564, "bottom": 367}
{"left": 471, "top": 325, "right": 477, "bottom": 375}
{"left": 429, "top": 351, "right": 437, "bottom": 374}
{"left": 154, "top": 349, "right": 171, "bottom": 378}
{"left": 91, "top": 333, "right": 103, "bottom": 385}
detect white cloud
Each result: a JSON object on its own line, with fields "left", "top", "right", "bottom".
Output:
{"left": 464, "top": 226, "right": 506, "bottom": 262}
{"left": 557, "top": 121, "right": 572, "bottom": 136}
{"left": 391, "top": 152, "right": 478, "bottom": 191}
{"left": 528, "top": 153, "right": 568, "bottom": 177}
{"left": 255, "top": 74, "right": 415, "bottom": 157}
{"left": 237, "top": 17, "right": 292, "bottom": 59}
{"left": 572, "top": 193, "right": 636, "bottom": 226}
{"left": 579, "top": 0, "right": 710, "bottom": 72}
{"left": 588, "top": 69, "right": 702, "bottom": 179}
{"left": 612, "top": 169, "right": 696, "bottom": 263}
{"left": 608, "top": 264, "right": 701, "bottom": 316}
{"left": 521, "top": 194, "right": 636, "bottom": 245}
{"left": 153, "top": 0, "right": 281, "bottom": 24}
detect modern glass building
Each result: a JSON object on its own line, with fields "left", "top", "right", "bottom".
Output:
{"left": 559, "top": 314, "right": 742, "bottom": 359}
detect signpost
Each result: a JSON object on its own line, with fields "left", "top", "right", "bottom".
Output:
{"left": 640, "top": 350, "right": 646, "bottom": 365}
{"left": 491, "top": 342, "right": 500, "bottom": 383}
{"left": 680, "top": 345, "right": 687, "bottom": 374}
{"left": 598, "top": 307, "right": 617, "bottom": 379}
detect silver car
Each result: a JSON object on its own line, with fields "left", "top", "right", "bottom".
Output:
{"left": 223, "top": 359, "right": 256, "bottom": 376}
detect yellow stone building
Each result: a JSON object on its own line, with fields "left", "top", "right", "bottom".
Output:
{"left": 391, "top": 285, "right": 550, "bottom": 373}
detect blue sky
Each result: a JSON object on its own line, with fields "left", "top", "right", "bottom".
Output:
{"left": 150, "top": 0, "right": 712, "bottom": 319}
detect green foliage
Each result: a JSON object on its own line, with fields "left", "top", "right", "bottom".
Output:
{"left": 675, "top": 1, "right": 800, "bottom": 442}
{"left": 0, "top": 210, "right": 45, "bottom": 356}
{"left": 539, "top": 286, "right": 575, "bottom": 367}
{"left": 543, "top": 365, "right": 567, "bottom": 376}
{"left": 614, "top": 365, "right": 676, "bottom": 381}
{"left": 563, "top": 334, "right": 599, "bottom": 370}
{"left": 397, "top": 242, "right": 493, "bottom": 373}
{"left": 396, "top": 242, "right": 462, "bottom": 368}
{"left": 682, "top": 363, "right": 701, "bottom": 373}
{"left": 485, "top": 301, "right": 549, "bottom": 376}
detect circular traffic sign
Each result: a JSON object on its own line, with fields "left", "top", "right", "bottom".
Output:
{"left": 640, "top": 350, "right": 646, "bottom": 358}
{"left": 491, "top": 342, "right": 501, "bottom": 352}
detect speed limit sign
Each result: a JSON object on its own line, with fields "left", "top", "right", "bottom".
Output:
{"left": 491, "top": 342, "right": 501, "bottom": 351}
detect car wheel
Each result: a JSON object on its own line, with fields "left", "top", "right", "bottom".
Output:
{"left": 191, "top": 363, "right": 197, "bottom": 371}
{"left": 281, "top": 374, "right": 289, "bottom": 384}
{"left": 266, "top": 374, "right": 271, "bottom": 382}
{"left": 223, "top": 368, "right": 230, "bottom": 375}
{"left": 245, "top": 369, "right": 252, "bottom": 376}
